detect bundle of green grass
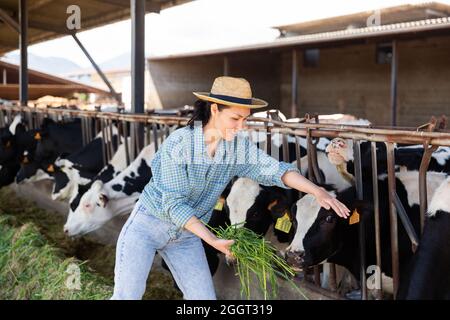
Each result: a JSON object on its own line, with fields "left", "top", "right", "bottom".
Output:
{"left": 212, "top": 224, "right": 306, "bottom": 300}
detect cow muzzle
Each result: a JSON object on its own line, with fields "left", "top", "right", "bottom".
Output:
{"left": 285, "top": 250, "right": 306, "bottom": 271}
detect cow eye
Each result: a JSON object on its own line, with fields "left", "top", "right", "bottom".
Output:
{"left": 325, "top": 215, "right": 334, "bottom": 223}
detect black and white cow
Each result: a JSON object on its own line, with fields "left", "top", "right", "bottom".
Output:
{"left": 225, "top": 177, "right": 298, "bottom": 250}
{"left": 0, "top": 116, "right": 40, "bottom": 188}
{"left": 398, "top": 177, "right": 450, "bottom": 300}
{"left": 16, "top": 118, "right": 83, "bottom": 183}
{"left": 51, "top": 126, "right": 121, "bottom": 200}
{"left": 286, "top": 170, "right": 447, "bottom": 290}
{"left": 63, "top": 143, "right": 156, "bottom": 236}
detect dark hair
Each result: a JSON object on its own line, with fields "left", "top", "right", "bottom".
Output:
{"left": 187, "top": 99, "right": 228, "bottom": 128}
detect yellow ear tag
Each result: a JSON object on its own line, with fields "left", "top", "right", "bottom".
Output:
{"left": 275, "top": 212, "right": 292, "bottom": 233}
{"left": 34, "top": 132, "right": 41, "bottom": 140}
{"left": 47, "top": 164, "right": 55, "bottom": 173}
{"left": 214, "top": 197, "right": 225, "bottom": 211}
{"left": 349, "top": 209, "right": 360, "bottom": 225}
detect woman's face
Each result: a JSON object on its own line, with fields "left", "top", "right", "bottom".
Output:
{"left": 210, "top": 104, "right": 251, "bottom": 141}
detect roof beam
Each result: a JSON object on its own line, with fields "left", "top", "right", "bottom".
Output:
{"left": 29, "top": 0, "right": 54, "bottom": 11}
{"left": 0, "top": 8, "right": 19, "bottom": 33}
{"left": 92, "top": 0, "right": 161, "bottom": 12}
{"left": 28, "top": 20, "right": 75, "bottom": 34}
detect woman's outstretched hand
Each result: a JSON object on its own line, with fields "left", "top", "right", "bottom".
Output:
{"left": 314, "top": 187, "right": 351, "bottom": 219}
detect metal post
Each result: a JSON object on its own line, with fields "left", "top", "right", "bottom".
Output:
{"left": 131, "top": 0, "right": 145, "bottom": 151}
{"left": 291, "top": 49, "right": 298, "bottom": 118}
{"left": 122, "top": 121, "right": 130, "bottom": 166}
{"left": 371, "top": 142, "right": 383, "bottom": 299}
{"left": 72, "top": 34, "right": 120, "bottom": 103}
{"left": 19, "top": 0, "right": 28, "bottom": 106}
{"left": 2, "top": 69, "right": 6, "bottom": 84}
{"left": 223, "top": 56, "right": 229, "bottom": 76}
{"left": 390, "top": 40, "right": 398, "bottom": 126}
{"left": 419, "top": 143, "right": 438, "bottom": 233}
{"left": 386, "top": 142, "right": 399, "bottom": 298}
{"left": 353, "top": 140, "right": 367, "bottom": 300}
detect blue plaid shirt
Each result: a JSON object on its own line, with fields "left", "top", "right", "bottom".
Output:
{"left": 139, "top": 124, "right": 300, "bottom": 230}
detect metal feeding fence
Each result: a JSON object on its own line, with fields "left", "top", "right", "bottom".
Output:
{"left": 1, "top": 105, "right": 449, "bottom": 300}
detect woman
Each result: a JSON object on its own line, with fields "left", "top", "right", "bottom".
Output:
{"left": 111, "top": 76, "right": 350, "bottom": 300}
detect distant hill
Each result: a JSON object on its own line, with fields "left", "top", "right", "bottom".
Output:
{"left": 98, "top": 52, "right": 131, "bottom": 71}
{"left": 1, "top": 52, "right": 82, "bottom": 76}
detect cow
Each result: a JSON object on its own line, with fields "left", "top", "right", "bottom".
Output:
{"left": 398, "top": 177, "right": 450, "bottom": 300}
{"left": 225, "top": 177, "right": 298, "bottom": 251}
{"left": 16, "top": 118, "right": 83, "bottom": 183}
{"left": 63, "top": 143, "right": 156, "bottom": 237}
{"left": 51, "top": 126, "right": 120, "bottom": 200}
{"left": 285, "top": 170, "right": 447, "bottom": 297}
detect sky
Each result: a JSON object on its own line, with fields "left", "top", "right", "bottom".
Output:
{"left": 6, "top": 0, "right": 450, "bottom": 68}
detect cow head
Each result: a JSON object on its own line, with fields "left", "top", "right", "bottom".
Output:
{"left": 286, "top": 187, "right": 371, "bottom": 271}
{"left": 63, "top": 180, "right": 112, "bottom": 237}
{"left": 16, "top": 151, "right": 54, "bottom": 183}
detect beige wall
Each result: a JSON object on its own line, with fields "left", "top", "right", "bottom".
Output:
{"left": 148, "top": 50, "right": 281, "bottom": 109}
{"left": 280, "top": 35, "right": 450, "bottom": 126}
{"left": 147, "top": 35, "right": 450, "bottom": 126}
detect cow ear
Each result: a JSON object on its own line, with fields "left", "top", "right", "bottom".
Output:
{"left": 98, "top": 193, "right": 109, "bottom": 208}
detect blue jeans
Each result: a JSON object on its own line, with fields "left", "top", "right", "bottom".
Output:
{"left": 111, "top": 202, "right": 216, "bottom": 300}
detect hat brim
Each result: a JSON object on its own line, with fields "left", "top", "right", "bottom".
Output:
{"left": 193, "top": 92, "right": 268, "bottom": 109}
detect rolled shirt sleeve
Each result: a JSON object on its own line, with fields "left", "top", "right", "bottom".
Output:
{"left": 156, "top": 138, "right": 197, "bottom": 229}
{"left": 235, "top": 137, "right": 301, "bottom": 189}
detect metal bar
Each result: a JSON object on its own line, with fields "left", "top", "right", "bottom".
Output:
{"left": 19, "top": 0, "right": 28, "bottom": 106}
{"left": 0, "top": 8, "right": 20, "bottom": 33}
{"left": 122, "top": 121, "right": 130, "bottom": 166}
{"left": 282, "top": 133, "right": 289, "bottom": 163}
{"left": 152, "top": 123, "right": 159, "bottom": 151}
{"left": 419, "top": 143, "right": 438, "bottom": 233}
{"left": 393, "top": 192, "right": 420, "bottom": 249}
{"left": 81, "top": 117, "right": 86, "bottom": 146}
{"left": 131, "top": 0, "right": 145, "bottom": 151}
{"left": 390, "top": 40, "right": 398, "bottom": 126}
{"left": 134, "top": 122, "right": 141, "bottom": 158}
{"left": 100, "top": 119, "right": 108, "bottom": 165}
{"left": 353, "top": 140, "right": 367, "bottom": 300}
{"left": 371, "top": 142, "right": 383, "bottom": 299}
{"left": 223, "top": 56, "right": 229, "bottom": 76}
{"left": 109, "top": 119, "right": 115, "bottom": 155}
{"left": 0, "top": 111, "right": 5, "bottom": 128}
{"left": 386, "top": 142, "right": 400, "bottom": 298}
{"left": 2, "top": 69, "right": 6, "bottom": 84}
{"left": 291, "top": 49, "right": 298, "bottom": 118}
{"left": 164, "top": 124, "right": 170, "bottom": 140}
{"left": 306, "top": 130, "right": 316, "bottom": 184}
{"left": 314, "top": 267, "right": 321, "bottom": 286}
{"left": 328, "top": 263, "right": 337, "bottom": 292}
{"left": 72, "top": 34, "right": 120, "bottom": 103}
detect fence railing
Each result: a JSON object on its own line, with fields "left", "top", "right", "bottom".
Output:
{"left": 1, "top": 105, "right": 449, "bottom": 299}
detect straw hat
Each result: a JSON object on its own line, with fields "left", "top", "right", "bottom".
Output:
{"left": 193, "top": 76, "right": 268, "bottom": 109}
